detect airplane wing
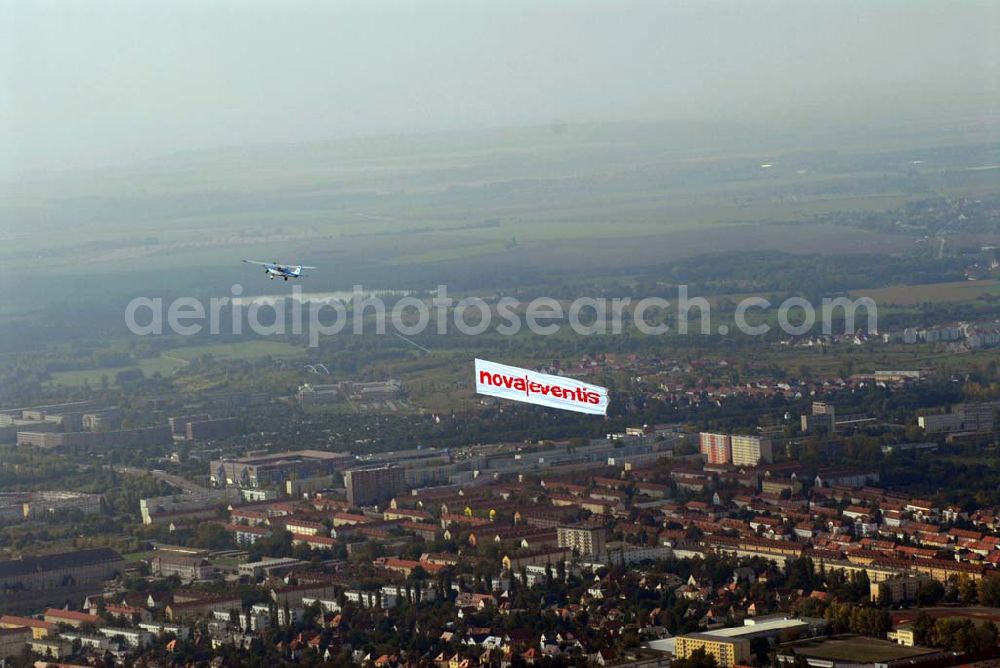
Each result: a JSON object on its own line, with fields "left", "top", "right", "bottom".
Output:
{"left": 243, "top": 259, "right": 272, "bottom": 266}
{"left": 299, "top": 265, "right": 317, "bottom": 270}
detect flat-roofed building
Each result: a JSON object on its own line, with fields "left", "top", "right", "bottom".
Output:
{"left": 28, "top": 637, "right": 71, "bottom": 659}
{"left": 138, "top": 621, "right": 190, "bottom": 641}
{"left": 168, "top": 414, "right": 211, "bottom": 436}
{"left": 210, "top": 450, "right": 353, "bottom": 489}
{"left": 150, "top": 552, "right": 215, "bottom": 583}
{"left": 918, "top": 413, "right": 964, "bottom": 433}
{"left": 185, "top": 417, "right": 240, "bottom": 441}
{"left": 0, "top": 548, "right": 123, "bottom": 593}
{"left": 871, "top": 575, "right": 932, "bottom": 604}
{"left": 139, "top": 488, "right": 240, "bottom": 525}
{"left": 730, "top": 435, "right": 773, "bottom": 466}
{"left": 699, "top": 433, "right": 731, "bottom": 465}
{"left": 557, "top": 523, "right": 606, "bottom": 556}
{"left": 344, "top": 465, "right": 406, "bottom": 506}
{"left": 22, "top": 491, "right": 102, "bottom": 520}
{"left": 674, "top": 633, "right": 750, "bottom": 668}
{"left": 57, "top": 632, "right": 110, "bottom": 651}
{"left": 17, "top": 426, "right": 171, "bottom": 450}
{"left": 238, "top": 557, "right": 304, "bottom": 579}
{"left": 297, "top": 384, "right": 338, "bottom": 405}
{"left": 82, "top": 408, "right": 123, "bottom": 431}
{"left": 0, "top": 626, "right": 31, "bottom": 659}
{"left": 97, "top": 626, "right": 153, "bottom": 648}
{"left": 166, "top": 596, "right": 242, "bottom": 622}
{"left": 286, "top": 474, "right": 336, "bottom": 497}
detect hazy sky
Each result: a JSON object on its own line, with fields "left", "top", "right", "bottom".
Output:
{"left": 2, "top": 0, "right": 997, "bottom": 175}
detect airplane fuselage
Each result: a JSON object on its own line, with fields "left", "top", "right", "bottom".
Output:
{"left": 264, "top": 265, "right": 303, "bottom": 280}
{"left": 244, "top": 259, "right": 313, "bottom": 280}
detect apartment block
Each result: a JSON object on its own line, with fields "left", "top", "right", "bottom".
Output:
{"left": 730, "top": 435, "right": 773, "bottom": 466}
{"left": 674, "top": 634, "right": 751, "bottom": 668}
{"left": 699, "top": 433, "right": 731, "bottom": 465}
{"left": 556, "top": 523, "right": 607, "bottom": 556}
{"left": 344, "top": 465, "right": 406, "bottom": 507}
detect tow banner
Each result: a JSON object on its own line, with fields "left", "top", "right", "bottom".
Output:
{"left": 474, "top": 358, "right": 609, "bottom": 416}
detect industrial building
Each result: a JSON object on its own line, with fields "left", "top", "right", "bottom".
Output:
{"left": 210, "top": 450, "right": 353, "bottom": 489}
{"left": 0, "top": 548, "right": 124, "bottom": 592}
{"left": 16, "top": 425, "right": 171, "bottom": 450}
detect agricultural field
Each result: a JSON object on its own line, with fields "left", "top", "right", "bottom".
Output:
{"left": 160, "top": 340, "right": 304, "bottom": 362}
{"left": 46, "top": 339, "right": 305, "bottom": 387}
{"left": 2, "top": 121, "right": 997, "bottom": 320}
{"left": 852, "top": 280, "right": 1000, "bottom": 305}
{"left": 753, "top": 343, "right": 1000, "bottom": 379}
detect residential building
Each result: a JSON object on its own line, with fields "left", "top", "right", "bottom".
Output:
{"left": 168, "top": 414, "right": 212, "bottom": 436}
{"left": 22, "top": 491, "right": 102, "bottom": 520}
{"left": 185, "top": 417, "right": 240, "bottom": 441}
{"left": 28, "top": 638, "right": 72, "bottom": 659}
{"left": 139, "top": 488, "right": 239, "bottom": 525}
{"left": 674, "top": 633, "right": 750, "bottom": 668}
{"left": 0, "top": 626, "right": 31, "bottom": 659}
{"left": 0, "top": 615, "right": 55, "bottom": 640}
{"left": 97, "top": 626, "right": 153, "bottom": 648}
{"left": 699, "top": 433, "right": 731, "bottom": 465}
{"left": 730, "top": 435, "right": 773, "bottom": 466}
{"left": 150, "top": 552, "right": 215, "bottom": 583}
{"left": 166, "top": 596, "right": 242, "bottom": 622}
{"left": 16, "top": 425, "right": 171, "bottom": 450}
{"left": 43, "top": 609, "right": 99, "bottom": 628}
{"left": 556, "top": 524, "right": 607, "bottom": 556}
{"left": 871, "top": 575, "right": 932, "bottom": 604}
{"left": 238, "top": 557, "right": 304, "bottom": 579}
{"left": 344, "top": 465, "right": 406, "bottom": 506}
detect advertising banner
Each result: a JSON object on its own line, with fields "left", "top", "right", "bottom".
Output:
{"left": 475, "top": 358, "right": 609, "bottom": 416}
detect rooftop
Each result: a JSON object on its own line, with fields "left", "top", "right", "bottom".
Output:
{"left": 0, "top": 548, "right": 122, "bottom": 579}
{"left": 780, "top": 635, "right": 938, "bottom": 663}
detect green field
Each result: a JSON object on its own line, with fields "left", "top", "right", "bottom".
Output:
{"left": 49, "top": 357, "right": 187, "bottom": 387}
{"left": 163, "top": 340, "right": 304, "bottom": 362}
{"left": 853, "top": 280, "right": 1000, "bottom": 305}
{"left": 752, "top": 343, "right": 1000, "bottom": 378}
{"left": 47, "top": 340, "right": 305, "bottom": 387}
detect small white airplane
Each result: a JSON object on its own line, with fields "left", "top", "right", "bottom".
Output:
{"left": 243, "top": 259, "right": 316, "bottom": 280}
